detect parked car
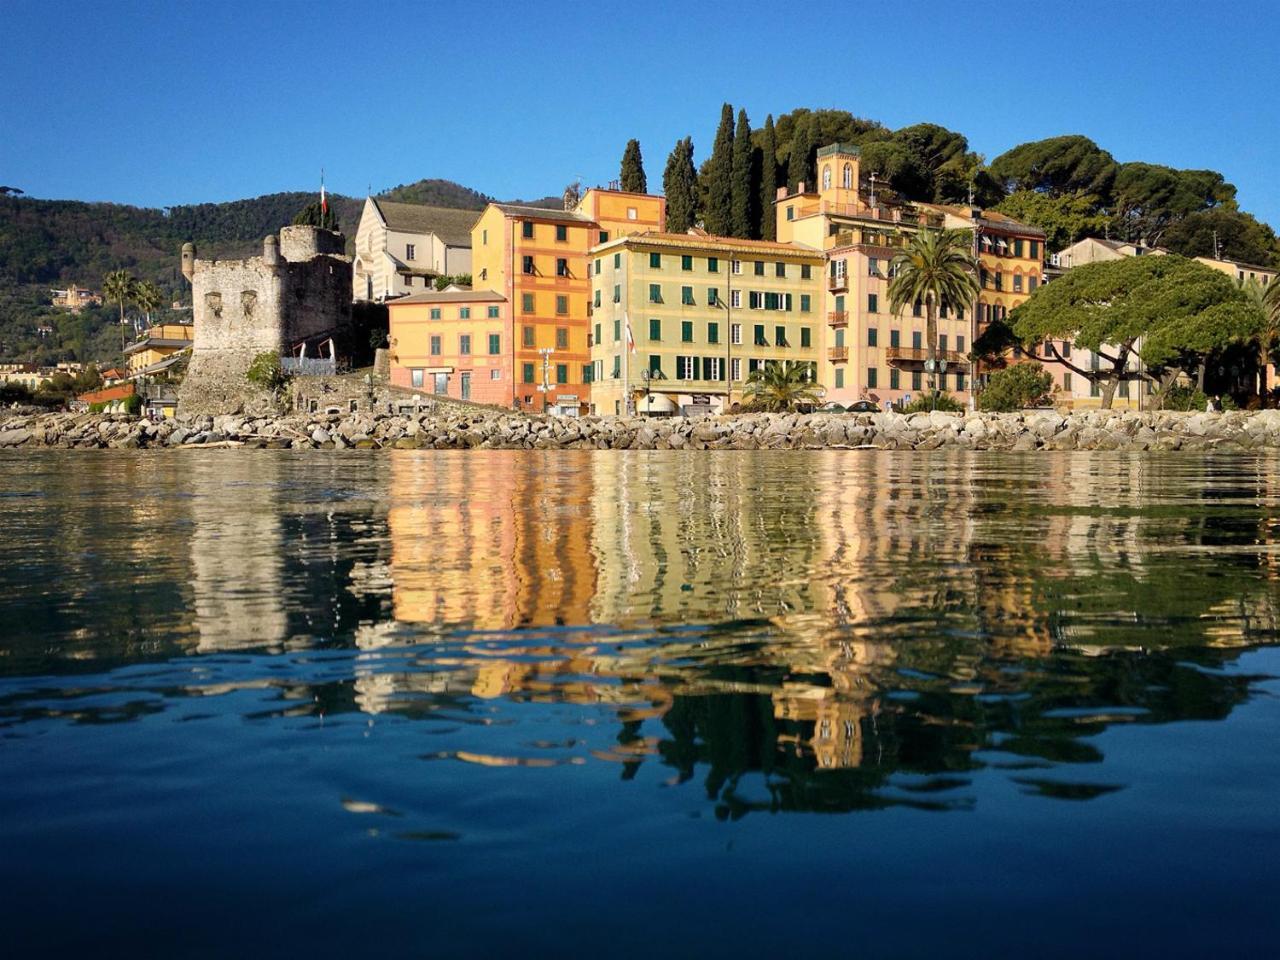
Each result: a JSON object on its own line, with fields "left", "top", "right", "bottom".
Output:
{"left": 846, "top": 400, "right": 878, "bottom": 413}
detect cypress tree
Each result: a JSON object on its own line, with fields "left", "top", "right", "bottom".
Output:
{"left": 759, "top": 114, "right": 779, "bottom": 240}
{"left": 730, "top": 109, "right": 754, "bottom": 239}
{"left": 619, "top": 139, "right": 647, "bottom": 193}
{"left": 702, "top": 103, "right": 735, "bottom": 235}
{"left": 662, "top": 137, "right": 698, "bottom": 233}
{"left": 788, "top": 117, "right": 816, "bottom": 193}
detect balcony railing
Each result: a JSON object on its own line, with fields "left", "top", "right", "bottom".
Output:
{"left": 885, "top": 346, "right": 966, "bottom": 365}
{"left": 827, "top": 311, "right": 848, "bottom": 327}
{"left": 828, "top": 274, "right": 848, "bottom": 291}
{"left": 828, "top": 346, "right": 849, "bottom": 362}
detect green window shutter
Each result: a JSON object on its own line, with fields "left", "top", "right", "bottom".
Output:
{"left": 460, "top": 307, "right": 471, "bottom": 319}
{"left": 649, "top": 354, "right": 662, "bottom": 375}
{"left": 707, "top": 286, "right": 718, "bottom": 306}
{"left": 594, "top": 289, "right": 601, "bottom": 307}
{"left": 682, "top": 286, "right": 694, "bottom": 305}
{"left": 801, "top": 327, "right": 811, "bottom": 348}
{"left": 868, "top": 327, "right": 877, "bottom": 347}
{"left": 429, "top": 308, "right": 441, "bottom": 320}
{"left": 708, "top": 257, "right": 718, "bottom": 273}
{"left": 556, "top": 224, "right": 567, "bottom": 241}
{"left": 614, "top": 253, "right": 621, "bottom": 268}
{"left": 613, "top": 284, "right": 621, "bottom": 303}
{"left": 523, "top": 363, "right": 535, "bottom": 383}
{"left": 489, "top": 334, "right": 501, "bottom": 354}
{"left": 649, "top": 318, "right": 661, "bottom": 340}
{"left": 650, "top": 252, "right": 662, "bottom": 268}
{"left": 612, "top": 355, "right": 621, "bottom": 377}
{"left": 649, "top": 284, "right": 661, "bottom": 303}
{"left": 556, "top": 363, "right": 568, "bottom": 384}
{"left": 522, "top": 293, "right": 534, "bottom": 313}
{"left": 890, "top": 367, "right": 900, "bottom": 389}
{"left": 692, "top": 356, "right": 701, "bottom": 379}
{"left": 614, "top": 319, "right": 621, "bottom": 341}
{"left": 595, "top": 322, "right": 601, "bottom": 344}
{"left": 708, "top": 321, "right": 719, "bottom": 344}
{"left": 754, "top": 324, "right": 766, "bottom": 345}
{"left": 800, "top": 294, "right": 810, "bottom": 312}
{"left": 682, "top": 255, "right": 693, "bottom": 271}
{"left": 682, "top": 320, "right": 693, "bottom": 342}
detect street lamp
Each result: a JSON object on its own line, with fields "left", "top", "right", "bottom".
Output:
{"left": 537, "top": 347, "right": 554, "bottom": 414}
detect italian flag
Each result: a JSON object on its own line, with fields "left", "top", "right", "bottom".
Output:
{"left": 320, "top": 170, "right": 327, "bottom": 214}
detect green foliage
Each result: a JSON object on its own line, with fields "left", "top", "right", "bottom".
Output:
{"left": 729, "top": 109, "right": 755, "bottom": 239}
{"left": 433, "top": 273, "right": 472, "bottom": 291}
{"left": 994, "top": 191, "right": 1113, "bottom": 251}
{"left": 1163, "top": 208, "right": 1280, "bottom": 266}
{"left": 377, "top": 179, "right": 491, "bottom": 209}
{"left": 742, "top": 360, "right": 821, "bottom": 412}
{"left": 701, "top": 104, "right": 735, "bottom": 235}
{"left": 0, "top": 381, "right": 33, "bottom": 405}
{"left": 619, "top": 139, "right": 647, "bottom": 193}
{"left": 1159, "top": 384, "right": 1210, "bottom": 411}
{"left": 293, "top": 201, "right": 340, "bottom": 231}
{"left": 901, "top": 391, "right": 966, "bottom": 413}
{"left": 988, "top": 135, "right": 1119, "bottom": 198}
{"left": 245, "top": 350, "right": 289, "bottom": 393}
{"left": 1110, "top": 162, "right": 1236, "bottom": 244}
{"left": 977, "top": 363, "right": 1054, "bottom": 411}
{"left": 88, "top": 401, "right": 106, "bottom": 413}
{"left": 888, "top": 229, "right": 980, "bottom": 392}
{"left": 122, "top": 394, "right": 142, "bottom": 415}
{"left": 662, "top": 137, "right": 698, "bottom": 234}
{"left": 786, "top": 114, "right": 815, "bottom": 193}
{"left": 758, "top": 116, "right": 779, "bottom": 242}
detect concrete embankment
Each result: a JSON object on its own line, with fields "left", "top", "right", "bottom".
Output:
{"left": 4, "top": 408, "right": 1280, "bottom": 452}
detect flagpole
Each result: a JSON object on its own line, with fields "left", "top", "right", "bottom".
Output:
{"left": 622, "top": 309, "right": 629, "bottom": 415}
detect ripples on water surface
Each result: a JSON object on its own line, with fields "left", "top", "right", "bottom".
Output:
{"left": 1, "top": 449, "right": 1278, "bottom": 956}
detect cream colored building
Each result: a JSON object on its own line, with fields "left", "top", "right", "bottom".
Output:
{"left": 351, "top": 197, "right": 475, "bottom": 302}
{"left": 1049, "top": 237, "right": 1167, "bottom": 270}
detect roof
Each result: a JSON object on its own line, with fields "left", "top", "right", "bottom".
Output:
{"left": 602, "top": 231, "right": 822, "bottom": 258}
{"left": 136, "top": 354, "right": 188, "bottom": 376}
{"left": 78, "top": 383, "right": 135, "bottom": 403}
{"left": 389, "top": 288, "right": 506, "bottom": 306}
{"left": 372, "top": 198, "right": 476, "bottom": 247}
{"left": 123, "top": 338, "right": 192, "bottom": 355}
{"left": 492, "top": 203, "right": 592, "bottom": 223}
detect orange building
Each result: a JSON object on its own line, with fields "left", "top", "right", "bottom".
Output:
{"left": 387, "top": 289, "right": 512, "bottom": 405}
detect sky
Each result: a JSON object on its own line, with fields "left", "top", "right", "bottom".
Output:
{"left": 3, "top": 0, "right": 1279, "bottom": 228}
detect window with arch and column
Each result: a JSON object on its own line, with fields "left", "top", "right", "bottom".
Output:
{"left": 842, "top": 163, "right": 853, "bottom": 188}
{"left": 822, "top": 165, "right": 832, "bottom": 190}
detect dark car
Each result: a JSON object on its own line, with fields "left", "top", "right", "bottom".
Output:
{"left": 846, "top": 400, "right": 879, "bottom": 413}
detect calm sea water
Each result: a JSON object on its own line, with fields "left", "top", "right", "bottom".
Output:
{"left": 1, "top": 449, "right": 1278, "bottom": 957}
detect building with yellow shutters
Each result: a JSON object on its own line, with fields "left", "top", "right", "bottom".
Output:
{"left": 775, "top": 143, "right": 1043, "bottom": 408}
{"left": 465, "top": 187, "right": 665, "bottom": 415}
{"left": 588, "top": 231, "right": 824, "bottom": 416}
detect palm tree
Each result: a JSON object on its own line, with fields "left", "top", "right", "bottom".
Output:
{"left": 742, "top": 360, "right": 822, "bottom": 412}
{"left": 133, "top": 280, "right": 163, "bottom": 330}
{"left": 103, "top": 270, "right": 136, "bottom": 351}
{"left": 888, "top": 228, "right": 980, "bottom": 399}
{"left": 1255, "top": 279, "right": 1280, "bottom": 402}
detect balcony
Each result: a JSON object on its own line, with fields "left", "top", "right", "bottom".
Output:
{"left": 828, "top": 274, "right": 848, "bottom": 292}
{"left": 886, "top": 346, "right": 966, "bottom": 366}
{"left": 828, "top": 346, "right": 849, "bottom": 363}
{"left": 827, "top": 311, "right": 848, "bottom": 327}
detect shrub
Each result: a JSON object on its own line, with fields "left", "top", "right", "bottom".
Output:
{"left": 977, "top": 363, "right": 1054, "bottom": 412}
{"left": 1159, "top": 384, "right": 1208, "bottom": 411}
{"left": 122, "top": 394, "right": 142, "bottom": 416}
{"left": 246, "top": 350, "right": 289, "bottom": 393}
{"left": 902, "top": 391, "right": 966, "bottom": 413}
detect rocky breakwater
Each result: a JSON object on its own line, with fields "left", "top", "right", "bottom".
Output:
{"left": 3, "top": 408, "right": 1280, "bottom": 452}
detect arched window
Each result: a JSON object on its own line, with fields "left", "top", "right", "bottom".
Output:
{"left": 822, "top": 165, "right": 832, "bottom": 190}
{"left": 842, "top": 163, "right": 853, "bottom": 188}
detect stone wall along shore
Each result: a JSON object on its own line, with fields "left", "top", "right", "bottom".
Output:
{"left": 4, "top": 408, "right": 1280, "bottom": 452}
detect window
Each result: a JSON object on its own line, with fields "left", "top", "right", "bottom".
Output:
{"left": 912, "top": 331, "right": 922, "bottom": 349}
{"left": 649, "top": 284, "right": 662, "bottom": 303}
{"left": 681, "top": 255, "right": 693, "bottom": 271}
{"left": 682, "top": 320, "right": 693, "bottom": 342}
{"left": 522, "top": 255, "right": 535, "bottom": 275}
{"left": 754, "top": 324, "right": 767, "bottom": 346}
{"left": 555, "top": 224, "right": 567, "bottom": 242}
{"left": 459, "top": 334, "right": 471, "bottom": 355}
{"left": 730, "top": 290, "right": 741, "bottom": 309}
{"left": 522, "top": 293, "right": 534, "bottom": 313}
{"left": 433, "top": 373, "right": 448, "bottom": 395}
{"left": 650, "top": 252, "right": 662, "bottom": 269}
{"left": 731, "top": 323, "right": 742, "bottom": 345}
{"left": 1014, "top": 239, "right": 1024, "bottom": 257}
{"left": 403, "top": 277, "right": 414, "bottom": 289}
{"left": 868, "top": 257, "right": 880, "bottom": 277}
{"left": 648, "top": 354, "right": 662, "bottom": 376}
{"left": 613, "top": 318, "right": 621, "bottom": 342}
{"left": 705, "top": 357, "right": 723, "bottom": 381}
{"left": 522, "top": 363, "right": 535, "bottom": 384}
{"left": 800, "top": 327, "right": 811, "bottom": 348}
{"left": 1030, "top": 240, "right": 1039, "bottom": 260}
{"left": 594, "top": 322, "right": 601, "bottom": 345}
{"left": 708, "top": 257, "right": 719, "bottom": 273}
{"left": 523, "top": 326, "right": 535, "bottom": 347}
{"left": 555, "top": 294, "right": 568, "bottom": 315}
{"left": 995, "top": 272, "right": 1004, "bottom": 291}
{"left": 429, "top": 308, "right": 441, "bottom": 320}
{"left": 482, "top": 230, "right": 488, "bottom": 245}
{"left": 613, "top": 284, "right": 621, "bottom": 303}
{"left": 460, "top": 373, "right": 470, "bottom": 400}
{"left": 677, "top": 356, "right": 694, "bottom": 380}
{"left": 708, "top": 322, "right": 719, "bottom": 344}
{"left": 754, "top": 261, "right": 765, "bottom": 276}
{"left": 599, "top": 231, "right": 608, "bottom": 244}
{"left": 487, "top": 305, "right": 500, "bottom": 318}
{"left": 955, "top": 372, "right": 965, "bottom": 392}
{"left": 834, "top": 368, "right": 843, "bottom": 388}
{"left": 731, "top": 259, "right": 742, "bottom": 275}
{"left": 627, "top": 207, "right": 637, "bottom": 220}
{"left": 775, "top": 262, "right": 786, "bottom": 278}
{"left": 938, "top": 334, "right": 948, "bottom": 352}
{"left": 411, "top": 369, "right": 423, "bottom": 389}
{"left": 681, "top": 285, "right": 694, "bottom": 305}
{"left": 800, "top": 294, "right": 811, "bottom": 313}
{"left": 649, "top": 318, "right": 661, "bottom": 341}
{"left": 1060, "top": 341, "right": 1069, "bottom": 358}
{"left": 1063, "top": 372, "right": 1072, "bottom": 391}
{"left": 867, "top": 367, "right": 878, "bottom": 389}
{"left": 842, "top": 164, "right": 853, "bottom": 188}
{"left": 613, "top": 253, "right": 621, "bottom": 269}
{"left": 912, "top": 299, "right": 922, "bottom": 318}
{"left": 1028, "top": 276, "right": 1038, "bottom": 292}
{"left": 594, "top": 259, "right": 602, "bottom": 276}
{"left": 868, "top": 293, "right": 878, "bottom": 313}
{"left": 868, "top": 327, "right": 878, "bottom": 347}
{"left": 488, "top": 334, "right": 500, "bottom": 355}
{"left": 491, "top": 369, "right": 501, "bottom": 380}
{"left": 939, "top": 304, "right": 948, "bottom": 319}
{"left": 981, "top": 269, "right": 990, "bottom": 287}
{"left": 522, "top": 222, "right": 535, "bottom": 239}
{"left": 1090, "top": 379, "right": 1100, "bottom": 398}
{"left": 582, "top": 364, "right": 593, "bottom": 383}
{"left": 957, "top": 336, "right": 965, "bottom": 353}
{"left": 786, "top": 207, "right": 795, "bottom": 221}
{"left": 556, "top": 258, "right": 569, "bottom": 277}
{"left": 1013, "top": 275, "right": 1023, "bottom": 293}
{"left": 707, "top": 286, "right": 719, "bottom": 307}
{"left": 890, "top": 367, "right": 900, "bottom": 390}
{"left": 405, "top": 244, "right": 415, "bottom": 261}
{"left": 911, "top": 370, "right": 922, "bottom": 391}
{"left": 731, "top": 358, "right": 742, "bottom": 381}
{"left": 800, "top": 264, "right": 811, "bottom": 280}
{"left": 834, "top": 328, "right": 845, "bottom": 347}
{"left": 556, "top": 363, "right": 568, "bottom": 385}
{"left": 556, "top": 328, "right": 568, "bottom": 349}
{"left": 890, "top": 329, "right": 900, "bottom": 348}
{"left": 775, "top": 325, "right": 787, "bottom": 347}
{"left": 430, "top": 335, "right": 441, "bottom": 356}
{"left": 594, "top": 289, "right": 601, "bottom": 308}
{"left": 822, "top": 165, "right": 832, "bottom": 190}
{"left": 612, "top": 355, "right": 621, "bottom": 378}
{"left": 460, "top": 307, "right": 471, "bottom": 319}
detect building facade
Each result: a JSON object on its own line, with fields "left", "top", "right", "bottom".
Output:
{"left": 124, "top": 322, "right": 193, "bottom": 377}
{"left": 351, "top": 197, "right": 475, "bottom": 302}
{"left": 386, "top": 289, "right": 512, "bottom": 406}
{"left": 588, "top": 232, "right": 824, "bottom": 416}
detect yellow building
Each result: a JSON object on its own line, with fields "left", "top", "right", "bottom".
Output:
{"left": 124, "top": 322, "right": 193, "bottom": 377}
{"left": 588, "top": 231, "right": 825, "bottom": 415}
{"left": 775, "top": 143, "right": 1044, "bottom": 407}
{"left": 1194, "top": 255, "right": 1276, "bottom": 289}
{"left": 469, "top": 188, "right": 665, "bottom": 415}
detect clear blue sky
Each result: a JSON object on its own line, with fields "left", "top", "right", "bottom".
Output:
{"left": 3, "top": 0, "right": 1278, "bottom": 228}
